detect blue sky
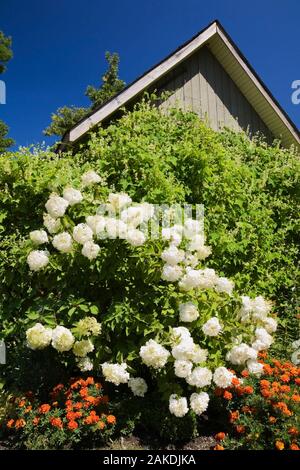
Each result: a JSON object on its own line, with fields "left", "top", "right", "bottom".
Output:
{"left": 1, "top": 0, "right": 299, "bottom": 148}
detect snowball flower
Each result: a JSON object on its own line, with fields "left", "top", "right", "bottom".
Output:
{"left": 105, "top": 218, "right": 127, "bottom": 239}
{"left": 213, "top": 367, "right": 235, "bottom": 388}
{"left": 73, "top": 223, "right": 93, "bottom": 244}
{"left": 161, "top": 246, "right": 185, "bottom": 266}
{"left": 45, "top": 194, "right": 69, "bottom": 219}
{"left": 226, "top": 343, "right": 257, "bottom": 365}
{"left": 73, "top": 339, "right": 94, "bottom": 357}
{"left": 172, "top": 326, "right": 192, "bottom": 342}
{"left": 291, "top": 350, "right": 300, "bottom": 365}
{"left": 43, "top": 213, "right": 61, "bottom": 234}
{"left": 161, "top": 264, "right": 183, "bottom": 282}
{"left": 174, "top": 360, "right": 193, "bottom": 378}
{"left": 120, "top": 206, "right": 144, "bottom": 227}
{"left": 162, "top": 227, "right": 182, "bottom": 246}
{"left": 26, "top": 323, "right": 52, "bottom": 350}
{"left": 77, "top": 357, "right": 93, "bottom": 372}
{"left": 86, "top": 215, "right": 106, "bottom": 235}
{"left": 251, "top": 296, "right": 272, "bottom": 321}
{"left": 128, "top": 378, "right": 148, "bottom": 397}
{"left": 52, "top": 232, "right": 73, "bottom": 253}
{"left": 263, "top": 317, "right": 277, "bottom": 334}
{"left": 76, "top": 317, "right": 101, "bottom": 336}
{"left": 253, "top": 327, "right": 273, "bottom": 349}
{"left": 202, "top": 317, "right": 222, "bottom": 337}
{"left": 179, "top": 302, "right": 199, "bottom": 323}
{"left": 51, "top": 326, "right": 75, "bottom": 352}
{"left": 197, "top": 268, "right": 218, "bottom": 289}
{"left": 187, "top": 234, "right": 205, "bottom": 251}
{"left": 126, "top": 228, "right": 146, "bottom": 246}
{"left": 101, "top": 362, "right": 130, "bottom": 385}
{"left": 188, "top": 345, "right": 208, "bottom": 364}
{"left": 247, "top": 359, "right": 264, "bottom": 376}
{"left": 63, "top": 187, "right": 83, "bottom": 206}
{"left": 81, "top": 241, "right": 100, "bottom": 260}
{"left": 183, "top": 253, "right": 199, "bottom": 268}
{"left": 27, "top": 250, "right": 49, "bottom": 271}
{"left": 178, "top": 269, "right": 202, "bottom": 290}
{"left": 108, "top": 193, "right": 132, "bottom": 212}
{"left": 30, "top": 229, "right": 48, "bottom": 245}
{"left": 139, "top": 339, "right": 170, "bottom": 369}
{"left": 184, "top": 218, "right": 201, "bottom": 239}
{"left": 215, "top": 277, "right": 234, "bottom": 295}
{"left": 186, "top": 367, "right": 212, "bottom": 388}
{"left": 292, "top": 339, "right": 300, "bottom": 350}
{"left": 169, "top": 395, "right": 189, "bottom": 418}
{"left": 190, "top": 392, "right": 209, "bottom": 415}
{"left": 81, "top": 170, "right": 102, "bottom": 186}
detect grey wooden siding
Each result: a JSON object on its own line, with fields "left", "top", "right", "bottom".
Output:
{"left": 156, "top": 46, "right": 273, "bottom": 141}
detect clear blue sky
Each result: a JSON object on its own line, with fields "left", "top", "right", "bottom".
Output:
{"left": 1, "top": 0, "right": 299, "bottom": 148}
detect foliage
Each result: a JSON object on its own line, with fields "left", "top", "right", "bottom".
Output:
{"left": 0, "top": 121, "right": 14, "bottom": 154}
{"left": 3, "top": 377, "right": 116, "bottom": 449}
{"left": 213, "top": 354, "right": 300, "bottom": 450}
{"left": 44, "top": 52, "right": 125, "bottom": 138}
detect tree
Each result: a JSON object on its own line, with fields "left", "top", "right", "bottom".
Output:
{"left": 0, "top": 31, "right": 14, "bottom": 153}
{"left": 44, "top": 52, "right": 125, "bottom": 138}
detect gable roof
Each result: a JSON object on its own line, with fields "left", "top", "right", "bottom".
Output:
{"left": 61, "top": 20, "right": 300, "bottom": 150}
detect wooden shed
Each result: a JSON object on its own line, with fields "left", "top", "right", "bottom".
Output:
{"left": 61, "top": 20, "right": 300, "bottom": 150}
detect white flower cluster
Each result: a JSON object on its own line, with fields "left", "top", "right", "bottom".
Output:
{"left": 291, "top": 339, "right": 300, "bottom": 365}
{"left": 226, "top": 343, "right": 257, "bottom": 365}
{"left": 26, "top": 323, "right": 75, "bottom": 352}
{"left": 239, "top": 295, "right": 275, "bottom": 326}
{"left": 169, "top": 392, "right": 209, "bottom": 418}
{"left": 139, "top": 339, "right": 170, "bottom": 369}
{"left": 101, "top": 362, "right": 130, "bottom": 385}
{"left": 128, "top": 377, "right": 148, "bottom": 397}
{"left": 202, "top": 317, "right": 222, "bottom": 337}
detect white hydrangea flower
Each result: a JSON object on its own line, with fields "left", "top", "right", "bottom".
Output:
{"left": 169, "top": 395, "right": 189, "bottom": 418}
{"left": 105, "top": 218, "right": 127, "bottom": 239}
{"left": 215, "top": 277, "right": 234, "bottom": 295}
{"left": 73, "top": 339, "right": 94, "bottom": 357}
{"left": 161, "top": 246, "right": 185, "bottom": 266}
{"left": 52, "top": 232, "right": 73, "bottom": 253}
{"left": 226, "top": 343, "right": 257, "bottom": 365}
{"left": 197, "top": 268, "right": 218, "bottom": 289}
{"left": 51, "top": 326, "right": 75, "bottom": 352}
{"left": 107, "top": 193, "right": 132, "bottom": 212}
{"left": 174, "top": 359, "right": 193, "bottom": 378}
{"left": 251, "top": 296, "right": 272, "bottom": 321}
{"left": 254, "top": 327, "right": 273, "bottom": 349}
{"left": 247, "top": 359, "right": 264, "bottom": 376}
{"left": 26, "top": 323, "right": 52, "bottom": 350}
{"left": 202, "top": 317, "right": 222, "bottom": 337}
{"left": 178, "top": 269, "right": 202, "bottom": 291}
{"left": 239, "top": 295, "right": 253, "bottom": 322}
{"left": 128, "top": 377, "right": 148, "bottom": 397}
{"left": 190, "top": 392, "right": 209, "bottom": 415}
{"left": 43, "top": 213, "right": 61, "bottom": 234}
{"left": 162, "top": 227, "right": 182, "bottom": 246}
{"left": 77, "top": 356, "right": 93, "bottom": 372}
{"left": 45, "top": 194, "right": 69, "bottom": 219}
{"left": 73, "top": 223, "right": 93, "bottom": 245}
{"left": 76, "top": 317, "right": 101, "bottom": 336}
{"left": 186, "top": 367, "right": 212, "bottom": 388}
{"left": 27, "top": 250, "right": 49, "bottom": 271}
{"left": 86, "top": 215, "right": 106, "bottom": 235}
{"left": 291, "top": 350, "right": 300, "bottom": 365}
{"left": 179, "top": 302, "right": 199, "bottom": 323}
{"left": 81, "top": 170, "right": 102, "bottom": 186}
{"left": 187, "top": 234, "right": 205, "bottom": 251}
{"left": 101, "top": 362, "right": 130, "bottom": 385}
{"left": 195, "top": 245, "right": 212, "bottom": 261}
{"left": 81, "top": 241, "right": 100, "bottom": 260}
{"left": 213, "top": 367, "right": 234, "bottom": 388}
{"left": 184, "top": 218, "right": 201, "bottom": 239}
{"left": 161, "top": 264, "right": 183, "bottom": 282}
{"left": 120, "top": 206, "right": 144, "bottom": 227}
{"left": 263, "top": 317, "right": 277, "bottom": 334}
{"left": 172, "top": 326, "right": 192, "bottom": 343}
{"left": 126, "top": 228, "right": 146, "bottom": 246}
{"left": 63, "top": 187, "right": 83, "bottom": 206}
{"left": 292, "top": 339, "right": 300, "bottom": 350}
{"left": 139, "top": 339, "right": 170, "bottom": 369}
{"left": 183, "top": 253, "right": 199, "bottom": 268}
{"left": 188, "top": 345, "right": 208, "bottom": 364}
{"left": 30, "top": 229, "right": 49, "bottom": 245}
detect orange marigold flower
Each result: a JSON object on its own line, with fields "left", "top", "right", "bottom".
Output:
{"left": 50, "top": 417, "right": 63, "bottom": 429}
{"left": 79, "top": 387, "right": 88, "bottom": 397}
{"left": 275, "top": 441, "right": 285, "bottom": 451}
{"left": 280, "top": 385, "right": 291, "bottom": 393}
{"left": 260, "top": 380, "right": 270, "bottom": 389}
{"left": 269, "top": 416, "right": 277, "bottom": 424}
{"left": 39, "top": 404, "right": 51, "bottom": 414}
{"left": 261, "top": 389, "right": 272, "bottom": 398}
{"left": 229, "top": 411, "right": 239, "bottom": 423}
{"left": 258, "top": 351, "right": 268, "bottom": 359}
{"left": 66, "top": 411, "right": 76, "bottom": 421}
{"left": 288, "top": 427, "right": 299, "bottom": 436}
{"left": 213, "top": 445, "right": 224, "bottom": 450}
{"left": 98, "top": 421, "right": 106, "bottom": 430}
{"left": 18, "top": 400, "right": 26, "bottom": 408}
{"left": 280, "top": 374, "right": 290, "bottom": 383}
{"left": 67, "top": 420, "right": 78, "bottom": 431}
{"left": 241, "top": 370, "right": 249, "bottom": 378}
{"left": 223, "top": 391, "right": 232, "bottom": 400}
{"left": 74, "top": 402, "right": 83, "bottom": 410}
{"left": 232, "top": 377, "right": 240, "bottom": 386}
{"left": 95, "top": 383, "right": 102, "bottom": 390}
{"left": 85, "top": 396, "right": 96, "bottom": 404}
{"left": 243, "top": 386, "right": 253, "bottom": 394}
{"left": 215, "top": 432, "right": 226, "bottom": 441}
{"left": 53, "top": 383, "right": 64, "bottom": 393}
{"left": 71, "top": 380, "right": 82, "bottom": 390}
{"left": 236, "top": 425, "right": 245, "bottom": 434}
{"left": 294, "top": 378, "right": 300, "bottom": 385}
{"left": 32, "top": 417, "right": 40, "bottom": 426}
{"left": 7, "top": 419, "right": 14, "bottom": 429}
{"left": 15, "top": 419, "right": 26, "bottom": 429}
{"left": 263, "top": 364, "right": 273, "bottom": 375}
{"left": 25, "top": 405, "right": 32, "bottom": 413}
{"left": 290, "top": 444, "right": 300, "bottom": 451}
{"left": 85, "top": 377, "right": 94, "bottom": 385}
{"left": 292, "top": 394, "right": 300, "bottom": 402}
{"left": 107, "top": 415, "right": 116, "bottom": 425}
